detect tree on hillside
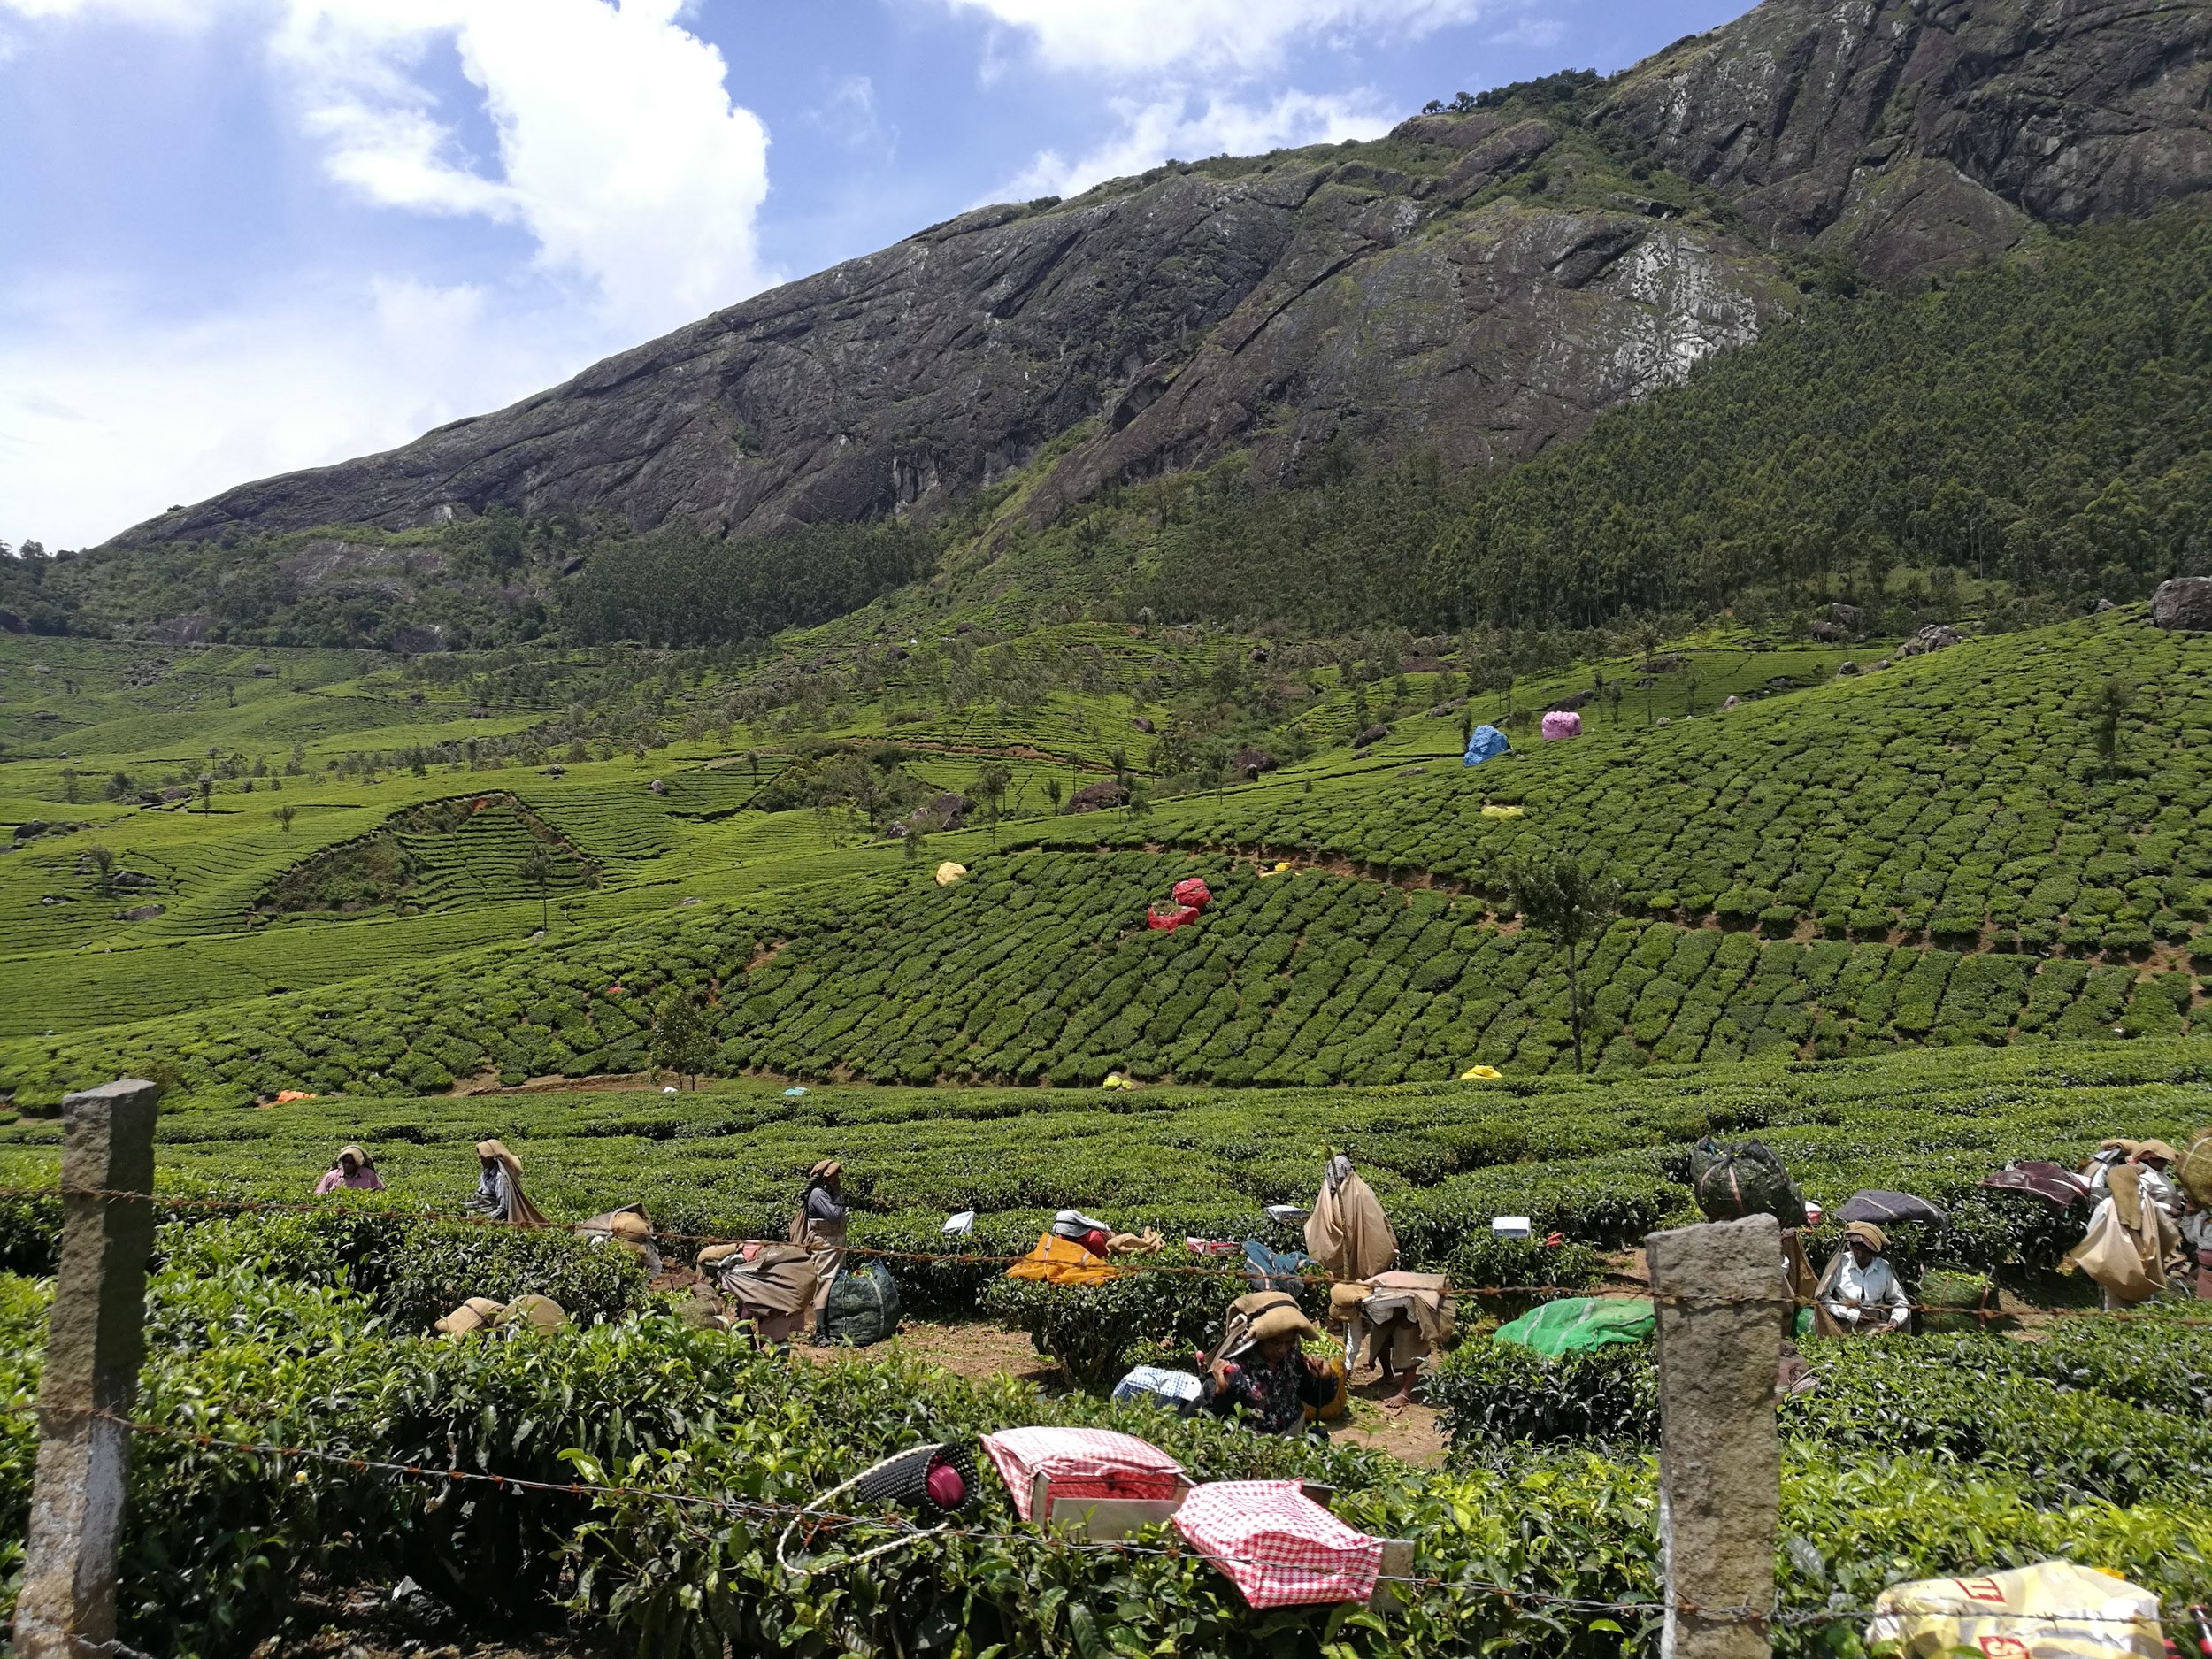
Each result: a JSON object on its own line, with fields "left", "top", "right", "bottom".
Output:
{"left": 971, "top": 762, "right": 1012, "bottom": 842}
{"left": 2087, "top": 677, "right": 2134, "bottom": 778}
{"left": 196, "top": 774, "right": 213, "bottom": 813}
{"left": 650, "top": 990, "right": 713, "bottom": 1090}
{"left": 88, "top": 842, "right": 114, "bottom": 895}
{"left": 1043, "top": 776, "right": 1065, "bottom": 816}
{"left": 1504, "top": 856, "right": 1622, "bottom": 1075}
{"left": 518, "top": 848, "right": 553, "bottom": 933}
{"left": 273, "top": 804, "right": 297, "bottom": 834}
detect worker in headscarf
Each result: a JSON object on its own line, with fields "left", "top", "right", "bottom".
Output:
{"left": 790, "top": 1159, "right": 849, "bottom": 1337}
{"left": 465, "top": 1140, "right": 549, "bottom": 1227}
{"left": 1201, "top": 1291, "right": 1338, "bottom": 1435}
{"left": 314, "top": 1145, "right": 383, "bottom": 1195}
{"left": 1816, "top": 1222, "right": 1909, "bottom": 1335}
{"left": 2131, "top": 1141, "right": 2184, "bottom": 1217}
{"left": 1303, "top": 1153, "right": 1396, "bottom": 1283}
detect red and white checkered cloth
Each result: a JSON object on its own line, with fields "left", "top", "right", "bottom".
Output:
{"left": 980, "top": 1427, "right": 1185, "bottom": 1521}
{"left": 1172, "top": 1481, "right": 1386, "bottom": 1609}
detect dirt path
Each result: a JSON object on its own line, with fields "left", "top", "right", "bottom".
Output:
{"left": 799, "top": 1319, "right": 1450, "bottom": 1464}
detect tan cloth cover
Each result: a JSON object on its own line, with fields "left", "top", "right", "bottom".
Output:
{"left": 1106, "top": 1228, "right": 1165, "bottom": 1256}
{"left": 500, "top": 1294, "right": 568, "bottom": 1333}
{"left": 435, "top": 1297, "right": 507, "bottom": 1336}
{"left": 1357, "top": 1270, "right": 1454, "bottom": 1371}
{"left": 2177, "top": 1128, "right": 2212, "bottom": 1207}
{"left": 2107, "top": 1163, "right": 2146, "bottom": 1233}
{"left": 1303, "top": 1170, "right": 1395, "bottom": 1282}
{"left": 2062, "top": 1197, "right": 2175, "bottom": 1305}
{"left": 718, "top": 1241, "right": 820, "bottom": 1317}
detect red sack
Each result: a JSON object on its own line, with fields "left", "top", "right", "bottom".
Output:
{"left": 1148, "top": 904, "right": 1202, "bottom": 933}
{"left": 1172, "top": 879, "right": 1212, "bottom": 910}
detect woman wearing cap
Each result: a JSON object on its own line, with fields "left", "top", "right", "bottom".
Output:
{"left": 1200, "top": 1291, "right": 1338, "bottom": 1434}
{"left": 791, "top": 1160, "right": 849, "bottom": 1337}
{"left": 1816, "top": 1222, "right": 1909, "bottom": 1335}
{"left": 465, "top": 1140, "right": 549, "bottom": 1227}
{"left": 314, "top": 1145, "right": 383, "bottom": 1195}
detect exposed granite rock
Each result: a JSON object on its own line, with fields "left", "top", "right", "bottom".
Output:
{"left": 1596, "top": 0, "right": 2212, "bottom": 284}
{"left": 2152, "top": 576, "right": 2212, "bottom": 631}
{"left": 108, "top": 0, "right": 2211, "bottom": 551}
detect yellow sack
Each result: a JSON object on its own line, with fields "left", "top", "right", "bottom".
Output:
{"left": 1302, "top": 1356, "right": 1348, "bottom": 1425}
{"left": 935, "top": 862, "right": 967, "bottom": 887}
{"left": 1460, "top": 1064, "right": 1502, "bottom": 1080}
{"left": 1867, "top": 1560, "right": 2162, "bottom": 1659}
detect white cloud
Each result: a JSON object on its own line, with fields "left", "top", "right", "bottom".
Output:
{"left": 0, "top": 273, "right": 608, "bottom": 548}
{"left": 273, "top": 0, "right": 774, "bottom": 334}
{"left": 926, "top": 0, "right": 1489, "bottom": 78}
{"left": 0, "top": 0, "right": 776, "bottom": 546}
{"left": 998, "top": 87, "right": 1394, "bottom": 203}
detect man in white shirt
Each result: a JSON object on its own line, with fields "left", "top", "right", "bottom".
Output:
{"left": 1818, "top": 1221, "right": 1910, "bottom": 1335}
{"left": 2131, "top": 1141, "right": 2184, "bottom": 1217}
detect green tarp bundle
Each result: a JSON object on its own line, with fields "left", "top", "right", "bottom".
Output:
{"left": 1492, "top": 1295, "right": 1655, "bottom": 1357}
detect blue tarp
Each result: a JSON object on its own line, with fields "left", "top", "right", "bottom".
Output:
{"left": 1463, "top": 725, "right": 1511, "bottom": 766}
{"left": 1241, "top": 1239, "right": 1316, "bottom": 1293}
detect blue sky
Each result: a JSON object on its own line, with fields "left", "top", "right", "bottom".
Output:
{"left": 0, "top": 0, "right": 1741, "bottom": 549}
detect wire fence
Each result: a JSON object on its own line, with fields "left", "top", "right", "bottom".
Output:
{"left": 12, "top": 1402, "right": 2200, "bottom": 1633}
{"left": 0, "top": 1182, "right": 2162, "bottom": 1322}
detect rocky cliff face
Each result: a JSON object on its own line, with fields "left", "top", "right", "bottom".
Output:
{"left": 111, "top": 0, "right": 2212, "bottom": 551}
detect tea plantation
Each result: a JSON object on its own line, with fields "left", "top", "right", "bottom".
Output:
{"left": 4, "top": 609, "right": 2212, "bottom": 1656}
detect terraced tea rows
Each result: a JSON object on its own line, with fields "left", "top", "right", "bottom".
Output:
{"left": 4, "top": 843, "right": 2207, "bottom": 1107}
{"left": 1126, "top": 616, "right": 2212, "bottom": 956}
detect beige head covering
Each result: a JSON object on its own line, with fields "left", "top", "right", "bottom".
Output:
{"left": 1247, "top": 1302, "right": 1320, "bottom": 1345}
{"left": 473, "top": 1140, "right": 549, "bottom": 1227}
{"left": 2133, "top": 1140, "right": 2178, "bottom": 1164}
{"left": 477, "top": 1139, "right": 520, "bottom": 1172}
{"left": 1843, "top": 1220, "right": 1887, "bottom": 1252}
{"left": 809, "top": 1159, "right": 842, "bottom": 1182}
{"left": 336, "top": 1144, "right": 371, "bottom": 1169}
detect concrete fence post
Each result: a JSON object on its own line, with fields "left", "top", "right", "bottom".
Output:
{"left": 1647, "top": 1214, "right": 1782, "bottom": 1659}
{"left": 16, "top": 1080, "right": 161, "bottom": 1659}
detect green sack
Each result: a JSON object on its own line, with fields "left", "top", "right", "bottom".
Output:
{"left": 824, "top": 1262, "right": 901, "bottom": 1348}
{"left": 1493, "top": 1295, "right": 1655, "bottom": 1357}
{"left": 1689, "top": 1137, "right": 1809, "bottom": 1229}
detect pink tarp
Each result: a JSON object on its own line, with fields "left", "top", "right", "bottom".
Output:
{"left": 980, "top": 1427, "right": 1185, "bottom": 1521}
{"left": 1540, "top": 710, "right": 1582, "bottom": 741}
{"left": 1172, "top": 1481, "right": 1386, "bottom": 1608}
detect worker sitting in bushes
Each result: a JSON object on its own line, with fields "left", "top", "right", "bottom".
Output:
{"left": 1816, "top": 1221, "right": 1909, "bottom": 1336}
{"left": 1200, "top": 1291, "right": 1339, "bottom": 1435}
{"left": 314, "top": 1145, "right": 383, "bottom": 1195}
{"left": 465, "top": 1139, "right": 549, "bottom": 1227}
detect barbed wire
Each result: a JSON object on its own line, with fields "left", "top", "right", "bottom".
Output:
{"left": 13, "top": 1402, "right": 2198, "bottom": 1632}
{"left": 0, "top": 1182, "right": 2163, "bottom": 1322}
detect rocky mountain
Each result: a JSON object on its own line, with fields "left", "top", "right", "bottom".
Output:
{"left": 111, "top": 0, "right": 2212, "bottom": 552}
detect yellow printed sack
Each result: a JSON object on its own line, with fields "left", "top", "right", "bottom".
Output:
{"left": 1866, "top": 1560, "right": 2162, "bottom": 1659}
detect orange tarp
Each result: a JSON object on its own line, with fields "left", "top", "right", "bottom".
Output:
{"left": 1006, "top": 1233, "right": 1121, "bottom": 1287}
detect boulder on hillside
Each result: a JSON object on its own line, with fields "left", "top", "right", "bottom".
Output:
{"left": 2152, "top": 576, "right": 2212, "bottom": 631}
{"left": 904, "top": 793, "right": 970, "bottom": 833}
{"left": 1547, "top": 689, "right": 1596, "bottom": 711}
{"left": 115, "top": 904, "right": 165, "bottom": 922}
{"left": 1354, "top": 723, "right": 1393, "bottom": 747}
{"left": 2094, "top": 597, "right": 2116, "bottom": 612}
{"left": 648, "top": 779, "right": 668, "bottom": 795}
{"left": 1063, "top": 780, "right": 1128, "bottom": 814}
{"left": 1809, "top": 619, "right": 1847, "bottom": 642}
{"left": 1894, "top": 624, "right": 1963, "bottom": 658}
{"left": 1131, "top": 717, "right": 1155, "bottom": 733}
{"left": 1828, "top": 603, "right": 1863, "bottom": 629}
{"left": 110, "top": 871, "right": 157, "bottom": 888}
{"left": 1233, "top": 748, "right": 1279, "bottom": 779}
